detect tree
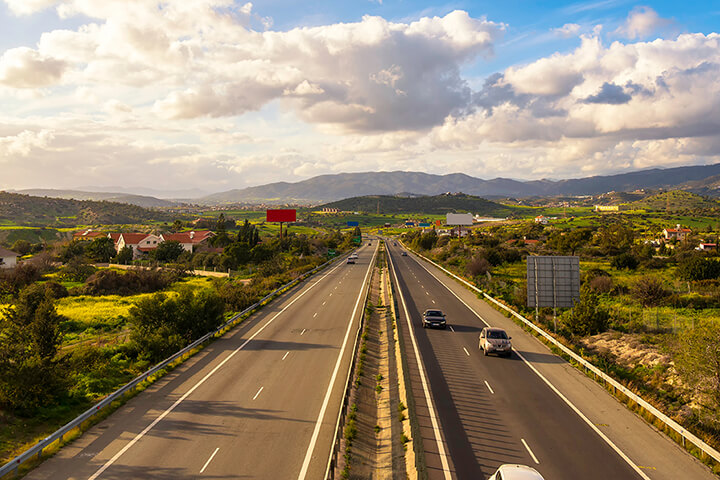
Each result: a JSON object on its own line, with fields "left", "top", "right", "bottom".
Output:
{"left": 610, "top": 252, "right": 639, "bottom": 270}
{"left": 152, "top": 241, "right": 185, "bottom": 262}
{"left": 0, "top": 284, "right": 65, "bottom": 411}
{"left": 560, "top": 285, "right": 609, "bottom": 336}
{"left": 547, "top": 228, "right": 592, "bottom": 255}
{"left": 678, "top": 255, "right": 720, "bottom": 281}
{"left": 85, "top": 237, "right": 116, "bottom": 263}
{"left": 632, "top": 276, "right": 670, "bottom": 308}
{"left": 115, "top": 245, "right": 134, "bottom": 264}
{"left": 597, "top": 224, "right": 635, "bottom": 255}
{"left": 10, "top": 239, "right": 32, "bottom": 256}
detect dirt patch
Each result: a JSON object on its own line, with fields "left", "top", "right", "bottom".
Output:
{"left": 579, "top": 331, "right": 671, "bottom": 368}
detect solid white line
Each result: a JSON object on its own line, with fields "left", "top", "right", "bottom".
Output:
{"left": 484, "top": 380, "right": 495, "bottom": 395}
{"left": 387, "top": 251, "right": 452, "bottom": 479}
{"left": 410, "top": 254, "right": 652, "bottom": 480}
{"left": 300, "top": 328, "right": 306, "bottom": 336}
{"left": 200, "top": 447, "right": 219, "bottom": 474}
{"left": 87, "top": 257, "right": 346, "bottom": 480}
{"left": 282, "top": 351, "right": 290, "bottom": 361}
{"left": 297, "top": 245, "right": 378, "bottom": 480}
{"left": 448, "top": 325, "right": 455, "bottom": 332}
{"left": 253, "top": 386, "right": 264, "bottom": 400}
{"left": 521, "top": 438, "right": 540, "bottom": 464}
{"left": 463, "top": 347, "right": 470, "bottom": 356}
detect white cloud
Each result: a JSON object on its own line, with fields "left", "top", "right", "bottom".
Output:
{"left": 3, "top": 0, "right": 58, "bottom": 15}
{"left": 0, "top": 47, "right": 67, "bottom": 88}
{"left": 615, "top": 6, "right": 673, "bottom": 40}
{"left": 553, "top": 23, "right": 581, "bottom": 38}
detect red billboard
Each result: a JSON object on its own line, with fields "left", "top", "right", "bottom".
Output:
{"left": 266, "top": 209, "right": 297, "bottom": 223}
{"left": 435, "top": 220, "right": 442, "bottom": 226}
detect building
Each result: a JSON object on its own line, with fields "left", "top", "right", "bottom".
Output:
{"left": 160, "top": 230, "right": 215, "bottom": 252}
{"left": 320, "top": 208, "right": 339, "bottom": 214}
{"left": 0, "top": 247, "right": 19, "bottom": 269}
{"left": 115, "top": 233, "right": 163, "bottom": 257}
{"left": 534, "top": 215, "right": 548, "bottom": 225}
{"left": 73, "top": 229, "right": 106, "bottom": 241}
{"left": 697, "top": 243, "right": 718, "bottom": 251}
{"left": 663, "top": 224, "right": 692, "bottom": 241}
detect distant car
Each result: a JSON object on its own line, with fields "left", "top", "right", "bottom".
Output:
{"left": 488, "top": 464, "right": 545, "bottom": 480}
{"left": 479, "top": 327, "right": 512, "bottom": 357}
{"left": 393, "top": 242, "right": 397, "bottom": 246}
{"left": 401, "top": 251, "right": 408, "bottom": 256}
{"left": 368, "top": 242, "right": 372, "bottom": 245}
{"left": 422, "top": 309, "right": 447, "bottom": 329}
{"left": 350, "top": 253, "right": 359, "bottom": 259}
{"left": 347, "top": 257, "right": 355, "bottom": 264}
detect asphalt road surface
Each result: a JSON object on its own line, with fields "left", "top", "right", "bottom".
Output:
{"left": 386, "top": 240, "right": 714, "bottom": 480}
{"left": 26, "top": 242, "right": 377, "bottom": 480}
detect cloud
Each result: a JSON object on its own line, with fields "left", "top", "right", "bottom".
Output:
{"left": 583, "top": 82, "right": 632, "bottom": 104}
{"left": 3, "top": 0, "right": 58, "bottom": 15}
{"left": 616, "top": 6, "right": 673, "bottom": 40}
{"left": 0, "top": 47, "right": 67, "bottom": 88}
{"left": 553, "top": 23, "right": 581, "bottom": 38}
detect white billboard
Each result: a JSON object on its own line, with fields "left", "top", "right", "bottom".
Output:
{"left": 446, "top": 213, "right": 473, "bottom": 226}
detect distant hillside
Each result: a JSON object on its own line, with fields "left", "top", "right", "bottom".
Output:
{"left": 17, "top": 189, "right": 180, "bottom": 208}
{"left": 320, "top": 193, "right": 519, "bottom": 217}
{"left": 0, "top": 192, "right": 171, "bottom": 226}
{"left": 196, "top": 163, "right": 720, "bottom": 205}
{"left": 629, "top": 191, "right": 720, "bottom": 213}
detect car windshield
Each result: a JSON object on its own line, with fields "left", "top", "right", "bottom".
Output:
{"left": 426, "top": 311, "right": 443, "bottom": 317}
{"left": 487, "top": 330, "right": 508, "bottom": 339}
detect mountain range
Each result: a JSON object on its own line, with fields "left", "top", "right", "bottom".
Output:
{"left": 11, "top": 163, "right": 720, "bottom": 206}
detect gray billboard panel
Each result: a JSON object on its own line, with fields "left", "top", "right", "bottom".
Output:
{"left": 446, "top": 213, "right": 473, "bottom": 226}
{"left": 527, "top": 256, "right": 580, "bottom": 308}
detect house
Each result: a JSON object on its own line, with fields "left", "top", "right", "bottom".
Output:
{"left": 161, "top": 230, "right": 215, "bottom": 252}
{"left": 534, "top": 215, "right": 548, "bottom": 225}
{"left": 0, "top": 247, "right": 19, "bottom": 269}
{"left": 594, "top": 205, "right": 620, "bottom": 212}
{"left": 697, "top": 243, "right": 718, "bottom": 251}
{"left": 663, "top": 224, "right": 692, "bottom": 241}
{"left": 320, "top": 208, "right": 339, "bottom": 214}
{"left": 115, "top": 233, "right": 162, "bottom": 257}
{"left": 73, "top": 229, "right": 106, "bottom": 241}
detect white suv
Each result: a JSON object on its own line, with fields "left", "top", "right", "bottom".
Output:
{"left": 479, "top": 327, "right": 512, "bottom": 357}
{"left": 489, "top": 464, "right": 545, "bottom": 480}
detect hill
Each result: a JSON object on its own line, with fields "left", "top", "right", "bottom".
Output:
{"left": 319, "top": 193, "right": 519, "bottom": 217}
{"left": 0, "top": 191, "right": 171, "bottom": 226}
{"left": 629, "top": 191, "right": 720, "bottom": 213}
{"left": 196, "top": 163, "right": 720, "bottom": 205}
{"left": 16, "top": 189, "right": 180, "bottom": 208}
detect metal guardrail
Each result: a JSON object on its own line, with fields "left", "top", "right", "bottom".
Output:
{"left": 324, "top": 246, "right": 378, "bottom": 480}
{"left": 405, "top": 243, "right": 720, "bottom": 466}
{"left": 0, "top": 255, "right": 345, "bottom": 479}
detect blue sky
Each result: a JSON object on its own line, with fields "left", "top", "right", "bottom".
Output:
{"left": 0, "top": 1, "right": 719, "bottom": 193}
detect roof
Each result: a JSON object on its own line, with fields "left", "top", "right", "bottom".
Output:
{"left": 162, "top": 230, "right": 214, "bottom": 244}
{"left": 73, "top": 229, "right": 105, "bottom": 238}
{"left": 108, "top": 233, "right": 122, "bottom": 242}
{"left": 119, "top": 233, "right": 154, "bottom": 244}
{"left": 665, "top": 228, "right": 692, "bottom": 233}
{"left": 0, "top": 247, "right": 19, "bottom": 257}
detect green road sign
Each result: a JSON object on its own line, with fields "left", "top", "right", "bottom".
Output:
{"left": 353, "top": 236, "right": 362, "bottom": 244}
{"left": 328, "top": 249, "right": 336, "bottom": 257}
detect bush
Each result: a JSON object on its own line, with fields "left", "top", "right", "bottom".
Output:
{"left": 58, "top": 261, "right": 97, "bottom": 282}
{"left": 588, "top": 275, "right": 613, "bottom": 294}
{"left": 79, "top": 269, "right": 177, "bottom": 296}
{"left": 466, "top": 256, "right": 491, "bottom": 277}
{"left": 677, "top": 255, "right": 720, "bottom": 281}
{"left": 632, "top": 276, "right": 670, "bottom": 308}
{"left": 560, "top": 286, "right": 609, "bottom": 336}
{"left": 610, "top": 252, "right": 639, "bottom": 270}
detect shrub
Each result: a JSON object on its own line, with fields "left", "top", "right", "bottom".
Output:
{"left": 560, "top": 285, "right": 609, "bottom": 336}
{"left": 80, "top": 269, "right": 177, "bottom": 296}
{"left": 466, "top": 255, "right": 491, "bottom": 277}
{"left": 610, "top": 252, "right": 639, "bottom": 270}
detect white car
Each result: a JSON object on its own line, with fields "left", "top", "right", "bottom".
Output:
{"left": 489, "top": 464, "right": 545, "bottom": 480}
{"left": 479, "top": 327, "right": 512, "bottom": 357}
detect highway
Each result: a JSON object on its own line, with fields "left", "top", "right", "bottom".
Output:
{"left": 385, "top": 241, "right": 715, "bottom": 480}
{"left": 26, "top": 242, "right": 377, "bottom": 480}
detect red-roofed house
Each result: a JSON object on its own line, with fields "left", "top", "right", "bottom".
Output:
{"left": 73, "top": 229, "right": 106, "bottom": 241}
{"left": 161, "top": 230, "right": 215, "bottom": 252}
{"left": 663, "top": 224, "right": 692, "bottom": 241}
{"left": 116, "top": 233, "right": 162, "bottom": 257}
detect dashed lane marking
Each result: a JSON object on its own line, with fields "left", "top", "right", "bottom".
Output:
{"left": 521, "top": 438, "right": 540, "bottom": 464}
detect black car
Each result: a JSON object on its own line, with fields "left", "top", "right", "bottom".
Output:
{"left": 422, "top": 309, "right": 447, "bottom": 328}
{"left": 401, "top": 251, "right": 408, "bottom": 256}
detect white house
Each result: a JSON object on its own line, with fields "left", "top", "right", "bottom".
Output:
{"left": 160, "top": 230, "right": 215, "bottom": 252}
{"left": 0, "top": 247, "right": 19, "bottom": 269}
{"left": 115, "top": 233, "right": 163, "bottom": 258}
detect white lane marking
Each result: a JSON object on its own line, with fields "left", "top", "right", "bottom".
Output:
{"left": 87, "top": 257, "right": 346, "bottom": 480}
{"left": 448, "top": 325, "right": 455, "bottom": 332}
{"left": 410, "top": 254, "right": 652, "bottom": 480}
{"left": 463, "top": 347, "right": 470, "bottom": 356}
{"left": 484, "top": 380, "right": 495, "bottom": 394}
{"left": 386, "top": 251, "right": 452, "bottom": 480}
{"left": 425, "top": 291, "right": 429, "bottom": 295}
{"left": 432, "top": 300, "right": 436, "bottom": 304}
{"left": 200, "top": 447, "right": 219, "bottom": 474}
{"left": 313, "top": 312, "right": 318, "bottom": 318}
{"left": 322, "top": 301, "right": 326, "bottom": 306}
{"left": 282, "top": 351, "right": 290, "bottom": 361}
{"left": 300, "top": 328, "right": 306, "bottom": 336}
{"left": 253, "top": 386, "right": 264, "bottom": 400}
{"left": 298, "top": 245, "right": 378, "bottom": 480}
{"left": 521, "top": 438, "right": 540, "bottom": 464}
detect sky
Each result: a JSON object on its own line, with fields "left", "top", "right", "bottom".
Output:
{"left": 1, "top": 0, "right": 719, "bottom": 195}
